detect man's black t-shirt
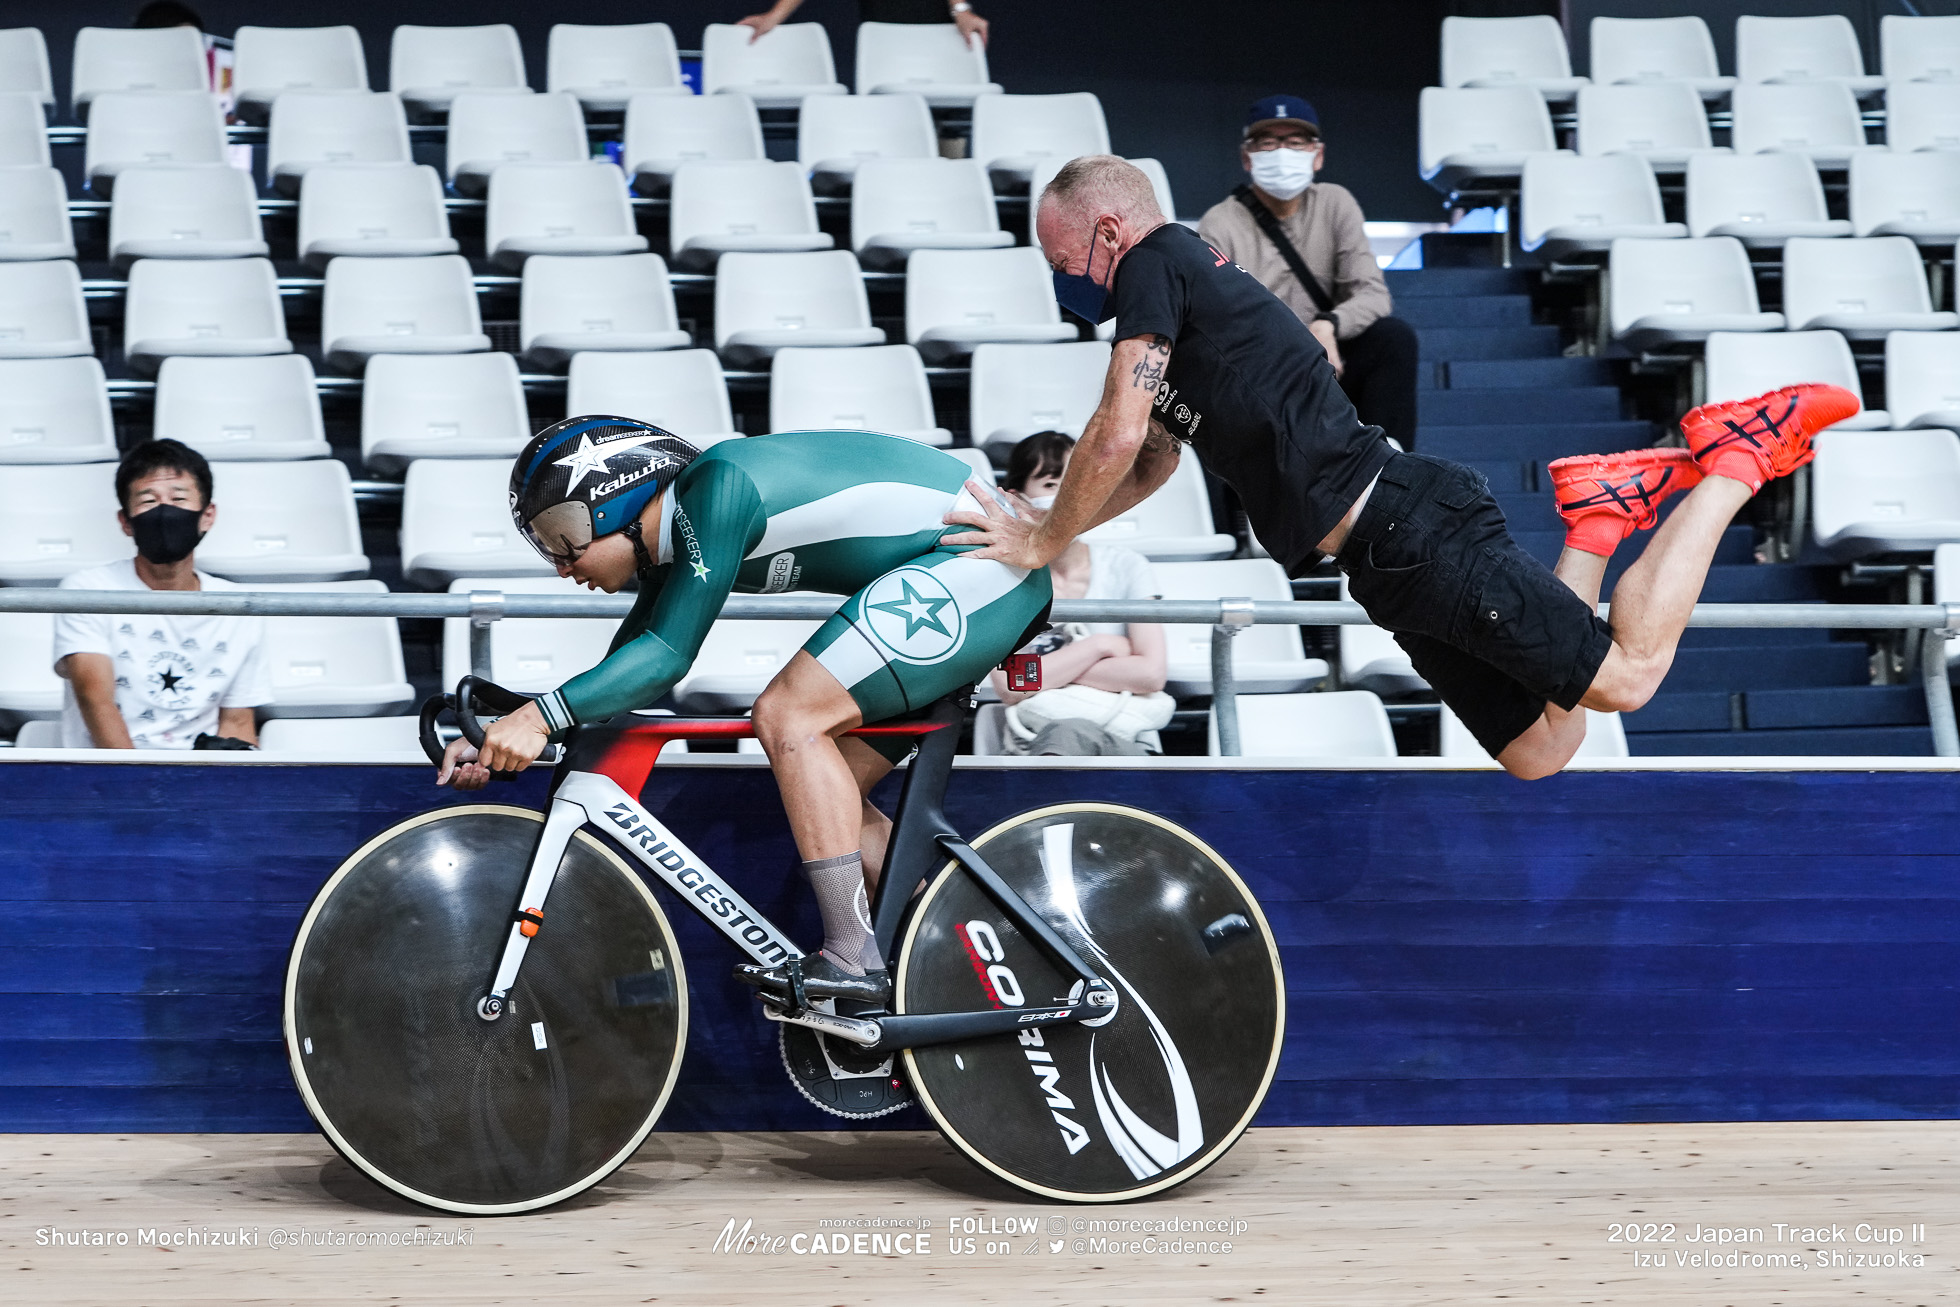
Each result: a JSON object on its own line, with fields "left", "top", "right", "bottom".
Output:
{"left": 1109, "top": 223, "right": 1394, "bottom": 572}
{"left": 859, "top": 0, "right": 954, "bottom": 22}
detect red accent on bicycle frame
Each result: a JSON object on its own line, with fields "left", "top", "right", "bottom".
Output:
{"left": 584, "top": 718, "right": 951, "bottom": 802}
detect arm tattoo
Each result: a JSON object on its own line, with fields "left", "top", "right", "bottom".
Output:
{"left": 1129, "top": 334, "right": 1173, "bottom": 391}
{"left": 1142, "top": 418, "right": 1179, "bottom": 458}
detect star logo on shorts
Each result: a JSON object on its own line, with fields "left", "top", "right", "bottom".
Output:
{"left": 869, "top": 578, "right": 953, "bottom": 640}
{"left": 554, "top": 432, "right": 667, "bottom": 493}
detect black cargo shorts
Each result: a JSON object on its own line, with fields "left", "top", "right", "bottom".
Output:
{"left": 1335, "top": 452, "right": 1614, "bottom": 757}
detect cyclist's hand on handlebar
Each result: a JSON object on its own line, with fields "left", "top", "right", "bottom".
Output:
{"left": 475, "top": 700, "right": 553, "bottom": 776}
{"left": 436, "top": 736, "right": 492, "bottom": 790}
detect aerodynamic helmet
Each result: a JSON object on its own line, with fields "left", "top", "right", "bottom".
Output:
{"left": 509, "top": 415, "right": 700, "bottom": 565}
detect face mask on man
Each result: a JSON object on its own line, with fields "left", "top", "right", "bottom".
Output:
{"left": 130, "top": 503, "right": 207, "bottom": 565}
{"left": 1052, "top": 225, "right": 1118, "bottom": 324}
{"left": 1249, "top": 146, "right": 1317, "bottom": 202}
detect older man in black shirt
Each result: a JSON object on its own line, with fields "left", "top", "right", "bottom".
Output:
{"left": 945, "top": 156, "right": 1855, "bottom": 779}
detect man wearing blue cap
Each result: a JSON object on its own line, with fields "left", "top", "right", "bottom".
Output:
{"left": 1199, "top": 95, "right": 1416, "bottom": 451}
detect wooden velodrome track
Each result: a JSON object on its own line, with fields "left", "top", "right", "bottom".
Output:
{"left": 6, "top": 1121, "right": 1951, "bottom": 1304}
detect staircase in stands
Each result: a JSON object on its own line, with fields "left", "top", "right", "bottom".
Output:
{"left": 1389, "top": 254, "right": 1933, "bottom": 756}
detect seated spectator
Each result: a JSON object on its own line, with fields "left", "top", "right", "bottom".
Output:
{"left": 53, "top": 440, "right": 269, "bottom": 749}
{"left": 987, "top": 432, "right": 1170, "bottom": 755}
{"left": 1198, "top": 95, "right": 1418, "bottom": 450}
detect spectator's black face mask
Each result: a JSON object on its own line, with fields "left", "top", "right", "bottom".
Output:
{"left": 130, "top": 503, "right": 206, "bottom": 564}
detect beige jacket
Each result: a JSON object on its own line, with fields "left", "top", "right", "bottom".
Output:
{"left": 1197, "top": 182, "right": 1392, "bottom": 340}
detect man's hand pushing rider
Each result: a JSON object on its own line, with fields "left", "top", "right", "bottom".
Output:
{"left": 436, "top": 700, "right": 552, "bottom": 791}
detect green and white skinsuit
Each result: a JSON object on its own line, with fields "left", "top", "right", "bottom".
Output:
{"left": 533, "top": 430, "right": 1053, "bottom": 755}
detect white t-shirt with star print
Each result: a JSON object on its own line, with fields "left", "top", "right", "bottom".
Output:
{"left": 51, "top": 559, "right": 273, "bottom": 749}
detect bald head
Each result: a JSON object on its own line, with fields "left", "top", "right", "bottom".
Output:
{"left": 1034, "top": 155, "right": 1166, "bottom": 289}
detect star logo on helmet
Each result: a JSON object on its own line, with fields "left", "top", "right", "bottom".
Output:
{"left": 553, "top": 432, "right": 672, "bottom": 493}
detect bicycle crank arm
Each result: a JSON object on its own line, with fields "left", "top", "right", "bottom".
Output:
{"left": 761, "top": 1001, "right": 884, "bottom": 1048}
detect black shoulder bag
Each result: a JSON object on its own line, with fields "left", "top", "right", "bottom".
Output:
{"left": 1232, "top": 183, "right": 1336, "bottom": 319}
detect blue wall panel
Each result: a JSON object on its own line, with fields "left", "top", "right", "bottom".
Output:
{"left": 1, "top": 761, "right": 1955, "bottom": 1132}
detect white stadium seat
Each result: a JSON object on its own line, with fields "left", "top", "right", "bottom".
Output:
{"left": 969, "top": 341, "right": 1110, "bottom": 445}
{"left": 122, "top": 257, "right": 291, "bottom": 375}
{"left": 1729, "top": 82, "right": 1871, "bottom": 169}
{"left": 520, "top": 253, "right": 689, "bottom": 371}
{"left": 1519, "top": 152, "right": 1682, "bottom": 260}
{"left": 0, "top": 462, "right": 129, "bottom": 583}
{"left": 153, "top": 354, "right": 332, "bottom": 461}
{"left": 850, "top": 157, "right": 1012, "bottom": 269}
{"left": 400, "top": 457, "right": 553, "bottom": 588}
{"left": 1587, "top": 16, "right": 1734, "bottom": 100}
{"left": 297, "top": 162, "right": 458, "bottom": 267}
{"left": 245, "top": 579, "right": 413, "bottom": 718}
{"left": 1080, "top": 446, "right": 1234, "bottom": 561}
{"left": 1781, "top": 236, "right": 1959, "bottom": 338}
{"left": 623, "top": 91, "right": 763, "bottom": 196}
{"left": 0, "top": 166, "right": 74, "bottom": 260}
{"left": 267, "top": 90, "right": 411, "bottom": 197}
{"left": 1684, "top": 152, "right": 1850, "bottom": 247}
{"left": 1608, "top": 236, "right": 1784, "bottom": 351}
{"left": 1886, "top": 331, "right": 1960, "bottom": 430}
{"left": 258, "top": 715, "right": 424, "bottom": 755}
{"left": 1810, "top": 428, "right": 1960, "bottom": 560}
{"left": 1210, "top": 690, "right": 1397, "bottom": 759}
{"left": 83, "top": 91, "right": 226, "bottom": 194}
{"left": 0, "top": 610, "right": 60, "bottom": 720}
{"left": 1440, "top": 705, "right": 1627, "bottom": 760}
{"left": 486, "top": 161, "right": 649, "bottom": 269}
{"left": 699, "top": 22, "right": 845, "bottom": 109}
{"left": 1882, "top": 15, "right": 1960, "bottom": 86}
{"left": 943, "top": 446, "right": 994, "bottom": 483}
{"left": 320, "top": 253, "right": 490, "bottom": 373}
{"left": 855, "top": 20, "right": 1000, "bottom": 106}
{"left": 196, "top": 460, "right": 369, "bottom": 583}
{"left": 445, "top": 90, "right": 583, "bottom": 197}
{"left": 1419, "top": 85, "right": 1563, "bottom": 194}
{"left": 798, "top": 92, "right": 935, "bottom": 193}
{"left": 1703, "top": 331, "right": 1887, "bottom": 429}
{"left": 1339, "top": 623, "right": 1428, "bottom": 699}
{"left": 969, "top": 92, "right": 1110, "bottom": 189}
{"left": 0, "top": 90, "right": 50, "bottom": 167}
{"left": 769, "top": 344, "right": 949, "bottom": 446}
{"left": 0, "top": 259, "right": 90, "bottom": 360}
{"left": 1152, "top": 559, "right": 1328, "bottom": 697}
{"left": 361, "top": 351, "right": 529, "bottom": 474}
{"left": 0, "top": 28, "right": 53, "bottom": 109}
{"left": 668, "top": 160, "right": 832, "bottom": 271}
{"left": 71, "top": 26, "right": 206, "bottom": 114}
{"left": 1850, "top": 151, "right": 1960, "bottom": 245}
{"left": 567, "top": 350, "right": 738, "bottom": 447}
{"left": 442, "top": 576, "right": 615, "bottom": 694}
{"left": 1573, "top": 83, "right": 1721, "bottom": 173}
{"left": 231, "top": 25, "right": 368, "bottom": 124}
{"left": 547, "top": 22, "right": 686, "bottom": 114}
{"left": 906, "top": 247, "right": 1077, "bottom": 363}
{"left": 0, "top": 356, "right": 115, "bottom": 464}
{"left": 714, "top": 249, "right": 884, "bottom": 368}
{"left": 672, "top": 617, "right": 824, "bottom": 713}
{"left": 1735, "top": 14, "right": 1884, "bottom": 97}
{"left": 107, "top": 165, "right": 269, "bottom": 268}
{"left": 1886, "top": 81, "right": 1960, "bottom": 153}
{"left": 13, "top": 719, "right": 59, "bottom": 747}
{"left": 390, "top": 24, "right": 527, "bottom": 119}
{"left": 1440, "top": 14, "right": 1586, "bottom": 99}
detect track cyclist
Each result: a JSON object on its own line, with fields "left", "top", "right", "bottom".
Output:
{"left": 438, "top": 419, "right": 1052, "bottom": 1016}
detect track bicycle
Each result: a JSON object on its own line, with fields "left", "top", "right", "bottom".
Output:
{"left": 284, "top": 677, "right": 1285, "bottom": 1213}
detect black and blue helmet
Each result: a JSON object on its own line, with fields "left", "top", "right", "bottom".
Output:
{"left": 509, "top": 416, "right": 700, "bottom": 564}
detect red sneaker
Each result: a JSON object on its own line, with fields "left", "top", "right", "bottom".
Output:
{"left": 1548, "top": 448, "right": 1704, "bottom": 557}
{"left": 1679, "top": 383, "right": 1860, "bottom": 494}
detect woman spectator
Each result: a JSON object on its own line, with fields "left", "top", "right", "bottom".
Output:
{"left": 987, "top": 432, "right": 1172, "bottom": 756}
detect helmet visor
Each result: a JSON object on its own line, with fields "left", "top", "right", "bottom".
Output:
{"left": 519, "top": 499, "right": 595, "bottom": 566}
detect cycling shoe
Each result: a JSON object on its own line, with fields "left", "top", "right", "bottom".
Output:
{"left": 735, "top": 954, "right": 891, "bottom": 1007}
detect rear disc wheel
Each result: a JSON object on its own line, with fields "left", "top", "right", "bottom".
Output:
{"left": 897, "top": 803, "right": 1283, "bottom": 1202}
